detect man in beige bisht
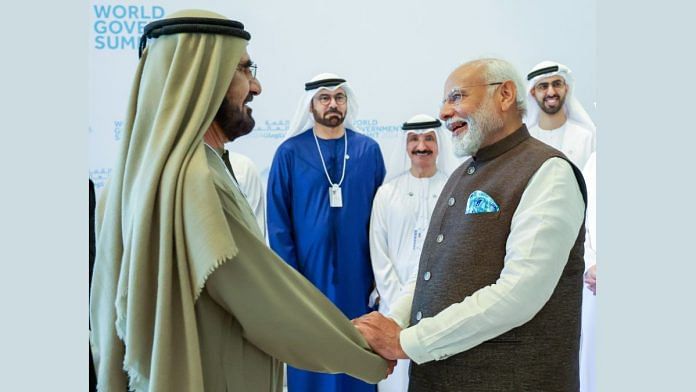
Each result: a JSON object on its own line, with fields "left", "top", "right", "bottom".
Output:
{"left": 90, "top": 9, "right": 390, "bottom": 392}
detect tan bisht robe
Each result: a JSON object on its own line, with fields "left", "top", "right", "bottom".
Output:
{"left": 90, "top": 9, "right": 387, "bottom": 392}
{"left": 199, "top": 146, "right": 387, "bottom": 391}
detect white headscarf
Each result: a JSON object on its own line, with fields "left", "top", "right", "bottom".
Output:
{"left": 525, "top": 60, "right": 596, "bottom": 147}
{"left": 284, "top": 72, "right": 361, "bottom": 141}
{"left": 384, "top": 114, "right": 459, "bottom": 182}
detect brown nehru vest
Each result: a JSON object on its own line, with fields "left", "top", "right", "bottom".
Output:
{"left": 408, "top": 125, "right": 587, "bottom": 392}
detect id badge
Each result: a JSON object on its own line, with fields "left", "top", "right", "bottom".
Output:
{"left": 329, "top": 184, "right": 343, "bottom": 208}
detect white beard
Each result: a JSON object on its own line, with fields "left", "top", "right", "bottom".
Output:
{"left": 452, "top": 119, "right": 484, "bottom": 157}
{"left": 451, "top": 98, "right": 504, "bottom": 157}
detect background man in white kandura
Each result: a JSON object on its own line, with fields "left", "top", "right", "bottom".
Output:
{"left": 525, "top": 60, "right": 595, "bottom": 169}
{"left": 369, "top": 114, "right": 458, "bottom": 392}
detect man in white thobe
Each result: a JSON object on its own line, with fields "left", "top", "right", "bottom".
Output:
{"left": 525, "top": 60, "right": 596, "bottom": 169}
{"left": 369, "top": 114, "right": 458, "bottom": 392}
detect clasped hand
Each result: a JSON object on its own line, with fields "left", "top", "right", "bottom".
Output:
{"left": 352, "top": 311, "right": 409, "bottom": 363}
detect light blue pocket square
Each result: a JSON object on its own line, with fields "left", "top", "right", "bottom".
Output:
{"left": 465, "top": 190, "right": 500, "bottom": 214}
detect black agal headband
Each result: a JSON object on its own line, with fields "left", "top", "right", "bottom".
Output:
{"left": 402, "top": 119, "right": 441, "bottom": 131}
{"left": 139, "top": 17, "right": 251, "bottom": 58}
{"left": 304, "top": 78, "right": 346, "bottom": 91}
{"left": 526, "top": 65, "right": 559, "bottom": 81}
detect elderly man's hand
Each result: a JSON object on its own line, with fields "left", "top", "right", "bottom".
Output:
{"left": 584, "top": 264, "right": 597, "bottom": 295}
{"left": 352, "top": 311, "right": 408, "bottom": 361}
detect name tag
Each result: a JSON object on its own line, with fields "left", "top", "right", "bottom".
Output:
{"left": 329, "top": 184, "right": 343, "bottom": 208}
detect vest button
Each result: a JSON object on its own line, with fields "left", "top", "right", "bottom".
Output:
{"left": 436, "top": 234, "right": 444, "bottom": 243}
{"left": 416, "top": 311, "right": 423, "bottom": 321}
{"left": 423, "top": 271, "right": 431, "bottom": 281}
{"left": 448, "top": 197, "right": 455, "bottom": 206}
{"left": 467, "top": 166, "right": 476, "bottom": 175}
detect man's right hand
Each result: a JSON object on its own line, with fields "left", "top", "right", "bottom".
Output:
{"left": 352, "top": 312, "right": 408, "bottom": 361}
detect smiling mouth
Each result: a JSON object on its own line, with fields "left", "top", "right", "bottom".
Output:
{"left": 412, "top": 150, "right": 433, "bottom": 156}
{"left": 448, "top": 121, "right": 468, "bottom": 136}
{"left": 544, "top": 96, "right": 560, "bottom": 105}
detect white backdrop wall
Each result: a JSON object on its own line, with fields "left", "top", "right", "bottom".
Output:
{"left": 88, "top": 0, "right": 597, "bottom": 194}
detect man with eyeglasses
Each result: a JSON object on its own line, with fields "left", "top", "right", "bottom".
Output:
{"left": 204, "top": 54, "right": 269, "bottom": 238}
{"left": 267, "top": 73, "right": 386, "bottom": 392}
{"left": 90, "top": 11, "right": 392, "bottom": 392}
{"left": 525, "top": 60, "right": 596, "bottom": 168}
{"left": 353, "top": 58, "right": 587, "bottom": 391}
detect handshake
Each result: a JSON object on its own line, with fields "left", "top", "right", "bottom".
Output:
{"left": 352, "top": 311, "right": 409, "bottom": 376}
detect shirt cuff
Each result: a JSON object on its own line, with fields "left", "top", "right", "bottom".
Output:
{"left": 400, "top": 325, "right": 435, "bottom": 364}
{"left": 387, "top": 307, "right": 410, "bottom": 329}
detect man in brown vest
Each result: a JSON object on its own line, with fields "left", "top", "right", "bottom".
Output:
{"left": 354, "top": 58, "right": 587, "bottom": 391}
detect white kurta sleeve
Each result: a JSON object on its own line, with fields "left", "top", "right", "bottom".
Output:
{"left": 399, "top": 157, "right": 585, "bottom": 364}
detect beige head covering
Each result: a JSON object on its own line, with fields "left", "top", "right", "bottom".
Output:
{"left": 90, "top": 9, "right": 249, "bottom": 391}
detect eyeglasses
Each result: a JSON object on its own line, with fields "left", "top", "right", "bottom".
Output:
{"left": 534, "top": 79, "right": 565, "bottom": 92}
{"left": 441, "top": 82, "right": 502, "bottom": 106}
{"left": 237, "top": 61, "right": 258, "bottom": 79}
{"left": 315, "top": 93, "right": 347, "bottom": 106}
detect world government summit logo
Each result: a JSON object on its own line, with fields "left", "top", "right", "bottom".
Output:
{"left": 92, "top": 4, "right": 165, "bottom": 50}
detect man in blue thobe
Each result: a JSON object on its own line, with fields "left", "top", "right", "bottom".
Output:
{"left": 267, "top": 73, "right": 386, "bottom": 392}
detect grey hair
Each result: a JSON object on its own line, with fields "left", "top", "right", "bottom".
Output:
{"left": 469, "top": 58, "right": 527, "bottom": 118}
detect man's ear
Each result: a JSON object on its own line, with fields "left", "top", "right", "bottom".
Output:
{"left": 499, "top": 80, "right": 517, "bottom": 113}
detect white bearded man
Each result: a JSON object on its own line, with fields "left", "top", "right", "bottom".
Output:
{"left": 369, "top": 114, "right": 458, "bottom": 392}
{"left": 89, "top": 10, "right": 392, "bottom": 392}
{"left": 267, "top": 73, "right": 386, "bottom": 392}
{"left": 525, "top": 60, "right": 596, "bottom": 169}
{"left": 353, "top": 58, "right": 587, "bottom": 391}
